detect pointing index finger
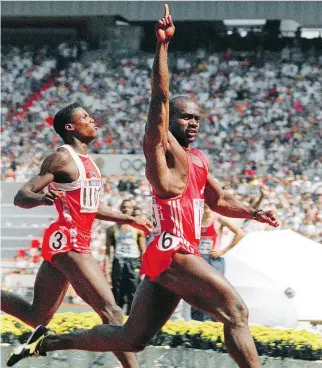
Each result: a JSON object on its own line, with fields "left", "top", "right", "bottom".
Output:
{"left": 164, "top": 3, "right": 169, "bottom": 17}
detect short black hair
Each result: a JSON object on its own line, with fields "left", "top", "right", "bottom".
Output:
{"left": 169, "top": 95, "right": 198, "bottom": 121}
{"left": 121, "top": 199, "right": 132, "bottom": 205}
{"left": 53, "top": 102, "right": 82, "bottom": 139}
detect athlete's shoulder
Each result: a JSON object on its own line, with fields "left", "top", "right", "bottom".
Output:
{"left": 191, "top": 148, "right": 210, "bottom": 172}
{"left": 191, "top": 147, "right": 206, "bottom": 158}
{"left": 41, "top": 149, "right": 72, "bottom": 174}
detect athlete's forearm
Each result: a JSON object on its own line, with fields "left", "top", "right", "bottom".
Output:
{"left": 209, "top": 192, "right": 256, "bottom": 219}
{"left": 253, "top": 192, "right": 265, "bottom": 209}
{"left": 14, "top": 190, "right": 44, "bottom": 209}
{"left": 151, "top": 41, "right": 169, "bottom": 99}
{"left": 144, "top": 41, "right": 170, "bottom": 148}
{"left": 221, "top": 233, "right": 244, "bottom": 256}
{"left": 96, "top": 205, "right": 135, "bottom": 225}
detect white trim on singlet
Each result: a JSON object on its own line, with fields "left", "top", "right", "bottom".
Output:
{"left": 50, "top": 145, "right": 86, "bottom": 191}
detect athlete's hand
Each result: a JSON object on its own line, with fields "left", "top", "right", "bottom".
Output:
{"left": 41, "top": 190, "right": 63, "bottom": 206}
{"left": 210, "top": 249, "right": 224, "bottom": 259}
{"left": 156, "top": 4, "right": 175, "bottom": 43}
{"left": 131, "top": 217, "right": 152, "bottom": 236}
{"left": 254, "top": 209, "right": 279, "bottom": 227}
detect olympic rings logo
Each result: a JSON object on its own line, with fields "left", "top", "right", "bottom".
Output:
{"left": 120, "top": 158, "right": 145, "bottom": 172}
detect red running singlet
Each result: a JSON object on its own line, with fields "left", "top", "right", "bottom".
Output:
{"left": 42, "top": 145, "right": 102, "bottom": 263}
{"left": 199, "top": 219, "right": 219, "bottom": 255}
{"left": 141, "top": 148, "right": 209, "bottom": 281}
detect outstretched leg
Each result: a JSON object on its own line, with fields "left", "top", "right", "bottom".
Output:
{"left": 1, "top": 261, "right": 69, "bottom": 327}
{"left": 50, "top": 252, "right": 179, "bottom": 367}
{"left": 157, "top": 253, "right": 260, "bottom": 368}
{"left": 40, "top": 276, "right": 180, "bottom": 353}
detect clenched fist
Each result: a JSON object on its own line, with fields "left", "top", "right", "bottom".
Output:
{"left": 41, "top": 189, "right": 63, "bottom": 206}
{"left": 253, "top": 209, "right": 280, "bottom": 228}
{"left": 156, "top": 4, "right": 175, "bottom": 43}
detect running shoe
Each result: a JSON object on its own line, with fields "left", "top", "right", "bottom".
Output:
{"left": 6, "top": 325, "right": 54, "bottom": 367}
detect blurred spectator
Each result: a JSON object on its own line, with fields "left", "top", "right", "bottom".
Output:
{"left": 2, "top": 46, "right": 321, "bottom": 184}
{"left": 105, "top": 199, "right": 146, "bottom": 314}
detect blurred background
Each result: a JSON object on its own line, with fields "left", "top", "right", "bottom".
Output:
{"left": 1, "top": 0, "right": 322, "bottom": 355}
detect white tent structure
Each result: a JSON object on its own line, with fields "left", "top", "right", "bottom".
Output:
{"left": 224, "top": 230, "right": 322, "bottom": 327}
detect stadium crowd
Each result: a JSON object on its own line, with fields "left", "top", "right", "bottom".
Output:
{"left": 2, "top": 43, "right": 322, "bottom": 177}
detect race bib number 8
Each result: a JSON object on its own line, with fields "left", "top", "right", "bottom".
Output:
{"left": 157, "top": 232, "right": 181, "bottom": 251}
{"left": 49, "top": 230, "right": 67, "bottom": 251}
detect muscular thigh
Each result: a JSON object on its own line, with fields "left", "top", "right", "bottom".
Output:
{"left": 156, "top": 253, "right": 244, "bottom": 322}
{"left": 33, "top": 261, "right": 69, "bottom": 315}
{"left": 124, "top": 277, "right": 180, "bottom": 345}
{"left": 52, "top": 251, "right": 115, "bottom": 312}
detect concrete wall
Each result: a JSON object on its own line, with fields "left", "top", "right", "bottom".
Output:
{"left": 2, "top": 2, "right": 322, "bottom": 26}
{"left": 91, "top": 154, "right": 146, "bottom": 176}
{"left": 1, "top": 183, "right": 23, "bottom": 205}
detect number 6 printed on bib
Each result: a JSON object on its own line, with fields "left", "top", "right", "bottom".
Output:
{"left": 157, "top": 232, "right": 181, "bottom": 251}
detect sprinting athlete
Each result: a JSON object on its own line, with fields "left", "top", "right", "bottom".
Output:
{"left": 3, "top": 102, "right": 151, "bottom": 368}
{"left": 7, "top": 6, "right": 278, "bottom": 368}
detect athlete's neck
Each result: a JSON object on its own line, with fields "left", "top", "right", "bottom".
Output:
{"left": 182, "top": 146, "right": 192, "bottom": 151}
{"left": 181, "top": 142, "right": 192, "bottom": 151}
{"left": 64, "top": 139, "right": 89, "bottom": 155}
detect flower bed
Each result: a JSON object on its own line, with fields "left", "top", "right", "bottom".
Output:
{"left": 1, "top": 312, "right": 322, "bottom": 361}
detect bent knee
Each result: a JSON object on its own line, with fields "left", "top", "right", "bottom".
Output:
{"left": 131, "top": 344, "right": 146, "bottom": 353}
{"left": 127, "top": 339, "right": 149, "bottom": 352}
{"left": 99, "top": 303, "right": 124, "bottom": 325}
{"left": 29, "top": 312, "right": 53, "bottom": 328}
{"left": 223, "top": 299, "right": 249, "bottom": 328}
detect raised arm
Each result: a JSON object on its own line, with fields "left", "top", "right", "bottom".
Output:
{"left": 144, "top": 4, "right": 175, "bottom": 150}
{"left": 13, "top": 152, "right": 66, "bottom": 209}
{"left": 204, "top": 174, "right": 279, "bottom": 227}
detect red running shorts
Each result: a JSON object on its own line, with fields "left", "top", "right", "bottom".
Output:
{"left": 42, "top": 222, "right": 91, "bottom": 263}
{"left": 141, "top": 231, "right": 201, "bottom": 281}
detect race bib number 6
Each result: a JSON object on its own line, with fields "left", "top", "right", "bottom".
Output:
{"left": 49, "top": 230, "right": 67, "bottom": 251}
{"left": 157, "top": 232, "right": 181, "bottom": 251}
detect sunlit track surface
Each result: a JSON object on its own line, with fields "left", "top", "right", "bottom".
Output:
{"left": 1, "top": 345, "right": 320, "bottom": 368}
{"left": 1, "top": 204, "right": 55, "bottom": 259}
